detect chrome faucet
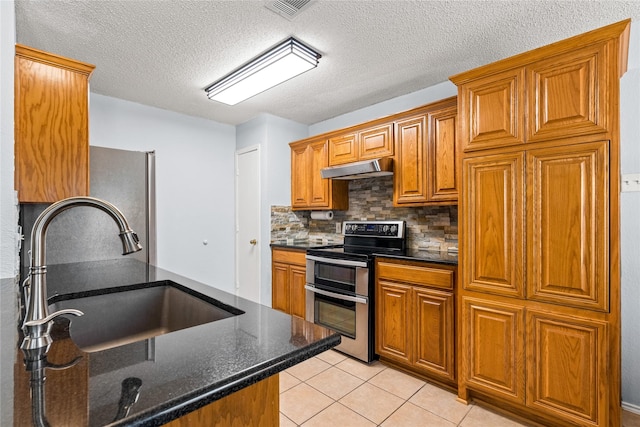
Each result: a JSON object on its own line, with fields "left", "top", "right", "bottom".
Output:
{"left": 21, "top": 196, "right": 143, "bottom": 351}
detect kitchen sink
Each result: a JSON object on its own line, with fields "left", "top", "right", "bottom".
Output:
{"left": 49, "top": 280, "right": 244, "bottom": 352}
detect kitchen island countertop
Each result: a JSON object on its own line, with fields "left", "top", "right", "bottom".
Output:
{"left": 1, "top": 259, "right": 340, "bottom": 426}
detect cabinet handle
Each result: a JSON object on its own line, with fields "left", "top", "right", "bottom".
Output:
{"left": 249, "top": 239, "right": 257, "bottom": 245}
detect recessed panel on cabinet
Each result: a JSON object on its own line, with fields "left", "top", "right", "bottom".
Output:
{"left": 394, "top": 114, "right": 428, "bottom": 204}
{"left": 328, "top": 133, "right": 358, "bottom": 165}
{"left": 526, "top": 141, "right": 609, "bottom": 311}
{"left": 414, "top": 288, "right": 454, "bottom": 381}
{"left": 526, "top": 309, "right": 608, "bottom": 425}
{"left": 458, "top": 68, "right": 525, "bottom": 152}
{"left": 463, "top": 297, "right": 525, "bottom": 404}
{"left": 462, "top": 152, "right": 525, "bottom": 297}
{"left": 359, "top": 124, "right": 394, "bottom": 160}
{"left": 428, "top": 105, "right": 458, "bottom": 202}
{"left": 527, "top": 43, "right": 610, "bottom": 142}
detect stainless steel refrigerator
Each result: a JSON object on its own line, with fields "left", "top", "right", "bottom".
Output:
{"left": 20, "top": 146, "right": 156, "bottom": 269}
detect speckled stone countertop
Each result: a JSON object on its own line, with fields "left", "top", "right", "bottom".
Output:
{"left": 270, "top": 241, "right": 458, "bottom": 266}
{"left": 374, "top": 249, "right": 458, "bottom": 265}
{"left": 0, "top": 259, "right": 340, "bottom": 427}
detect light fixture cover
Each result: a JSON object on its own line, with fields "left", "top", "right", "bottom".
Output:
{"left": 205, "top": 37, "right": 321, "bottom": 105}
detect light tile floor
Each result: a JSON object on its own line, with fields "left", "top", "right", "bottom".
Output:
{"left": 281, "top": 349, "right": 640, "bottom": 427}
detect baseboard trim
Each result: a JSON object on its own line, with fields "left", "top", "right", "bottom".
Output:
{"left": 622, "top": 401, "right": 640, "bottom": 415}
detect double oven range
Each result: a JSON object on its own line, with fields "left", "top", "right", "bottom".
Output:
{"left": 305, "top": 221, "right": 406, "bottom": 363}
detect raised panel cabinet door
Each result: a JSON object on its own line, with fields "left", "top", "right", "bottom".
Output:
{"left": 413, "top": 288, "right": 455, "bottom": 381}
{"left": 328, "top": 133, "right": 358, "bottom": 166}
{"left": 458, "top": 68, "right": 525, "bottom": 152}
{"left": 271, "top": 262, "right": 290, "bottom": 313}
{"left": 526, "top": 141, "right": 609, "bottom": 311}
{"left": 526, "top": 310, "right": 608, "bottom": 426}
{"left": 289, "top": 265, "right": 307, "bottom": 319}
{"left": 462, "top": 152, "right": 525, "bottom": 297}
{"left": 427, "top": 103, "right": 458, "bottom": 203}
{"left": 393, "top": 114, "right": 428, "bottom": 205}
{"left": 309, "top": 140, "right": 331, "bottom": 207}
{"left": 462, "top": 297, "right": 525, "bottom": 404}
{"left": 376, "top": 280, "right": 412, "bottom": 363}
{"left": 291, "top": 143, "right": 310, "bottom": 208}
{"left": 359, "top": 123, "right": 394, "bottom": 160}
{"left": 527, "top": 42, "right": 611, "bottom": 142}
{"left": 15, "top": 46, "right": 94, "bottom": 203}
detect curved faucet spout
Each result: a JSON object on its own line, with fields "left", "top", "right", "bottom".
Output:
{"left": 22, "top": 196, "right": 143, "bottom": 351}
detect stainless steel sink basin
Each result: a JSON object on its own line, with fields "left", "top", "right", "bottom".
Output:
{"left": 49, "top": 281, "right": 244, "bottom": 352}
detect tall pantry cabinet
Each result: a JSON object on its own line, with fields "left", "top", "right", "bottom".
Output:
{"left": 450, "top": 20, "right": 630, "bottom": 427}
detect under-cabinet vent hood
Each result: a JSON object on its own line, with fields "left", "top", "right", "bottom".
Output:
{"left": 320, "top": 158, "right": 393, "bottom": 180}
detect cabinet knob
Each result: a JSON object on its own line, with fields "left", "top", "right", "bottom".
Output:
{"left": 249, "top": 239, "right": 257, "bottom": 245}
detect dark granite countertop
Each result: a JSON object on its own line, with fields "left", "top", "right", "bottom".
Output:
{"left": 270, "top": 241, "right": 458, "bottom": 266}
{"left": 270, "top": 240, "right": 342, "bottom": 250}
{"left": 0, "top": 259, "right": 340, "bottom": 426}
{"left": 374, "top": 249, "right": 458, "bottom": 265}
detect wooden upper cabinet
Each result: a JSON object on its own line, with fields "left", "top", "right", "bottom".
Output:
{"left": 527, "top": 43, "right": 611, "bottom": 142}
{"left": 457, "top": 68, "right": 525, "bottom": 152}
{"left": 526, "top": 141, "right": 609, "bottom": 311}
{"left": 427, "top": 103, "right": 458, "bottom": 203}
{"left": 15, "top": 44, "right": 95, "bottom": 203}
{"left": 290, "top": 138, "right": 348, "bottom": 210}
{"left": 394, "top": 113, "right": 427, "bottom": 205}
{"left": 359, "top": 123, "right": 393, "bottom": 160}
{"left": 328, "top": 133, "right": 358, "bottom": 165}
{"left": 462, "top": 152, "right": 525, "bottom": 298}
{"left": 328, "top": 123, "right": 394, "bottom": 166}
{"left": 394, "top": 97, "right": 458, "bottom": 206}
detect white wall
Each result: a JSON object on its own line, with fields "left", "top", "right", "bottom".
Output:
{"left": 237, "top": 113, "right": 307, "bottom": 305}
{"left": 620, "top": 22, "right": 640, "bottom": 411}
{"left": 0, "top": 1, "right": 16, "bottom": 279}
{"left": 309, "top": 81, "right": 457, "bottom": 135}
{"left": 90, "top": 94, "right": 237, "bottom": 292}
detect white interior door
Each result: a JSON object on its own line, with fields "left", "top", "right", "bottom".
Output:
{"left": 235, "top": 146, "right": 260, "bottom": 303}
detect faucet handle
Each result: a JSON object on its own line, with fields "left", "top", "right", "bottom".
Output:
{"left": 23, "top": 309, "right": 84, "bottom": 327}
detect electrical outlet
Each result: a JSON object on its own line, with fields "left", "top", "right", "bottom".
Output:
{"left": 336, "top": 222, "right": 342, "bottom": 233}
{"left": 622, "top": 174, "right": 640, "bottom": 192}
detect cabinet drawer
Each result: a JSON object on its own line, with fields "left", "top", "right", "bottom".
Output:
{"left": 272, "top": 248, "right": 306, "bottom": 266}
{"left": 377, "top": 261, "right": 454, "bottom": 290}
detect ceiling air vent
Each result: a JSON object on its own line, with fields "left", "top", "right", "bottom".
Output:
{"left": 265, "top": 0, "right": 314, "bottom": 20}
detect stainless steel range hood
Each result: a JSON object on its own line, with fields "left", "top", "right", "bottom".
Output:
{"left": 320, "top": 158, "right": 393, "bottom": 180}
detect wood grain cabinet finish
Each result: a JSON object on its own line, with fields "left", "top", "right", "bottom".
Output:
{"left": 526, "top": 310, "right": 608, "bottom": 426}
{"left": 290, "top": 138, "right": 348, "bottom": 210}
{"left": 376, "top": 259, "right": 456, "bottom": 385}
{"left": 271, "top": 248, "right": 307, "bottom": 318}
{"left": 527, "top": 43, "right": 612, "bottom": 143}
{"left": 394, "top": 97, "right": 458, "bottom": 206}
{"left": 526, "top": 141, "right": 609, "bottom": 311}
{"left": 462, "top": 152, "right": 525, "bottom": 298}
{"left": 457, "top": 68, "right": 525, "bottom": 152}
{"left": 15, "top": 44, "right": 95, "bottom": 203}
{"left": 462, "top": 296, "right": 525, "bottom": 405}
{"left": 328, "top": 123, "right": 393, "bottom": 166}
{"left": 451, "top": 19, "right": 629, "bottom": 426}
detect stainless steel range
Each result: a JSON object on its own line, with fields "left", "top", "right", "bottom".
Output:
{"left": 305, "top": 220, "right": 406, "bottom": 363}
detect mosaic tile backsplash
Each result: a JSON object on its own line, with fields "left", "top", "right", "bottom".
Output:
{"left": 271, "top": 175, "right": 458, "bottom": 252}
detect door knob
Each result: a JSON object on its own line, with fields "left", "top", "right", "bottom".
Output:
{"left": 249, "top": 239, "right": 257, "bottom": 245}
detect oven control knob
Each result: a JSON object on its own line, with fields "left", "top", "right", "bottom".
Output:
{"left": 390, "top": 225, "right": 397, "bottom": 235}
{"left": 383, "top": 225, "right": 389, "bottom": 233}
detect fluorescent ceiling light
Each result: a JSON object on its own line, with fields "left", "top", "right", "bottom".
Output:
{"left": 205, "top": 37, "right": 321, "bottom": 105}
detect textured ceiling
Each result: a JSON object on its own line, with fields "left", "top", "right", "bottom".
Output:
{"left": 14, "top": 0, "right": 640, "bottom": 126}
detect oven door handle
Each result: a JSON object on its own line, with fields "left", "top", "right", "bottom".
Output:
{"left": 304, "top": 285, "right": 368, "bottom": 304}
{"left": 305, "top": 255, "right": 368, "bottom": 268}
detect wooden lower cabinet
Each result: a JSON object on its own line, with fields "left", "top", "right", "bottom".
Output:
{"left": 271, "top": 248, "right": 307, "bottom": 318}
{"left": 376, "top": 259, "right": 456, "bottom": 386}
{"left": 163, "top": 374, "right": 279, "bottom": 427}
{"left": 460, "top": 295, "right": 610, "bottom": 426}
